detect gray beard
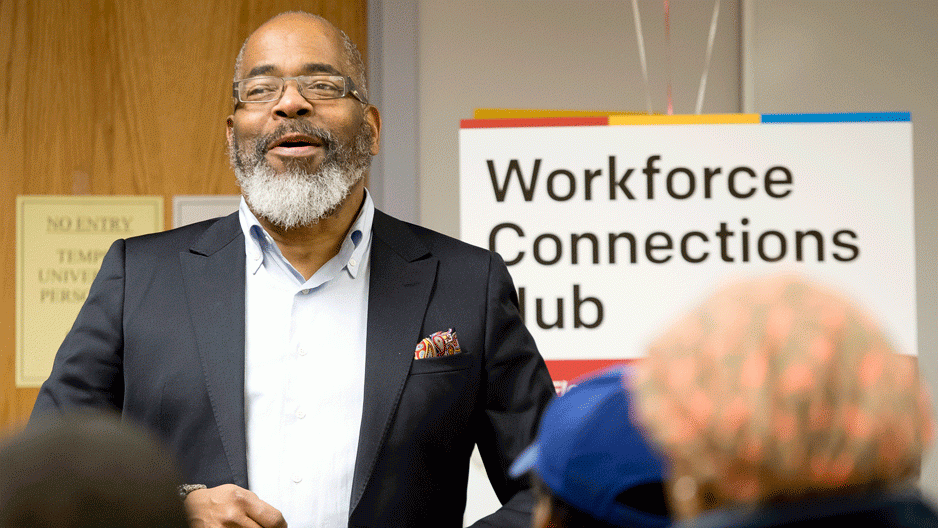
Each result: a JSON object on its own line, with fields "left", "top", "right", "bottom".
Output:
{"left": 229, "top": 122, "right": 372, "bottom": 230}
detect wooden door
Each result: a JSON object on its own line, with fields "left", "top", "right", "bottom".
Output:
{"left": 0, "top": 0, "right": 367, "bottom": 433}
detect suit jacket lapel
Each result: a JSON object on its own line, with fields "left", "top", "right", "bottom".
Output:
{"left": 179, "top": 213, "right": 249, "bottom": 487}
{"left": 350, "top": 211, "right": 438, "bottom": 514}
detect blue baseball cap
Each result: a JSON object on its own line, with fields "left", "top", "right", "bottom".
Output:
{"left": 509, "top": 365, "right": 669, "bottom": 528}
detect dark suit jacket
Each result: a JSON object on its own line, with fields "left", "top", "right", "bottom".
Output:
{"left": 31, "top": 210, "right": 555, "bottom": 528}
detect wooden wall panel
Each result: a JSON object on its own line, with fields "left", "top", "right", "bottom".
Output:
{"left": 0, "top": 0, "right": 367, "bottom": 435}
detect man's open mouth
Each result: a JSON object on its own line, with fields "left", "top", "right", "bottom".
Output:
{"left": 268, "top": 134, "right": 323, "bottom": 152}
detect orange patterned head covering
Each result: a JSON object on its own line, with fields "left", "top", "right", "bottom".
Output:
{"left": 630, "top": 275, "right": 933, "bottom": 517}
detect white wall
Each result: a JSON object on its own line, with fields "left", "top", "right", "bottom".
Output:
{"left": 367, "top": 0, "right": 420, "bottom": 224}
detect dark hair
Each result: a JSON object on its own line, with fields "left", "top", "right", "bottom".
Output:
{"left": 0, "top": 412, "right": 188, "bottom": 528}
{"left": 535, "top": 476, "right": 670, "bottom": 527}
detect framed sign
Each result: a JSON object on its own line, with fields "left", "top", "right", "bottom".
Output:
{"left": 16, "top": 195, "right": 164, "bottom": 387}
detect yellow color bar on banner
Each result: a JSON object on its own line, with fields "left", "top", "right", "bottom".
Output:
{"left": 609, "top": 114, "right": 760, "bottom": 125}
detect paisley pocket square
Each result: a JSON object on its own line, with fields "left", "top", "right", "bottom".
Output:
{"left": 414, "top": 329, "right": 462, "bottom": 359}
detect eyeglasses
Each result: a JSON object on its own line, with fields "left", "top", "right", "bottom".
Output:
{"left": 232, "top": 75, "right": 368, "bottom": 104}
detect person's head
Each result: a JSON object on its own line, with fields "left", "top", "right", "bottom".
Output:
{"left": 227, "top": 11, "right": 381, "bottom": 230}
{"left": 0, "top": 411, "right": 188, "bottom": 528}
{"left": 510, "top": 366, "right": 671, "bottom": 528}
{"left": 630, "top": 274, "right": 935, "bottom": 520}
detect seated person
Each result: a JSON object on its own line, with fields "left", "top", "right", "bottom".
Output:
{"left": 510, "top": 365, "right": 671, "bottom": 528}
{"left": 0, "top": 411, "right": 188, "bottom": 528}
{"left": 629, "top": 274, "right": 938, "bottom": 527}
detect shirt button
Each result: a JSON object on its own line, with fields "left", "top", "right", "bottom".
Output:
{"left": 298, "top": 348, "right": 307, "bottom": 356}
{"left": 349, "top": 258, "right": 357, "bottom": 268}
{"left": 292, "top": 475, "right": 302, "bottom": 483}
{"left": 301, "top": 289, "right": 310, "bottom": 295}
{"left": 296, "top": 409, "right": 306, "bottom": 419}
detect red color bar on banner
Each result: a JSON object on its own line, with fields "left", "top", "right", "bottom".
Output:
{"left": 544, "top": 359, "right": 637, "bottom": 395}
{"left": 460, "top": 116, "right": 609, "bottom": 128}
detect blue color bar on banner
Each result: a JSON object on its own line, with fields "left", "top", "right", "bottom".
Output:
{"left": 762, "top": 112, "right": 911, "bottom": 123}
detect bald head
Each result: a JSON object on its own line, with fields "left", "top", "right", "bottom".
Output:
{"left": 233, "top": 12, "right": 368, "bottom": 102}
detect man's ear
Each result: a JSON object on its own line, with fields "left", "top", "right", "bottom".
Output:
{"left": 365, "top": 105, "right": 381, "bottom": 156}
{"left": 226, "top": 115, "right": 234, "bottom": 151}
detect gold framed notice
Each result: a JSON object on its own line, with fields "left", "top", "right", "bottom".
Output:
{"left": 16, "top": 196, "right": 164, "bottom": 387}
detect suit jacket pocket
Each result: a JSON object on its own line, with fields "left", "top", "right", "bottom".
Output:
{"left": 409, "top": 351, "right": 473, "bottom": 375}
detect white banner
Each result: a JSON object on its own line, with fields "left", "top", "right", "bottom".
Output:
{"left": 459, "top": 116, "right": 916, "bottom": 362}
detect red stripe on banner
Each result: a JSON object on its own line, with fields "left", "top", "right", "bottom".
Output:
{"left": 544, "top": 359, "right": 639, "bottom": 395}
{"left": 460, "top": 117, "right": 609, "bottom": 128}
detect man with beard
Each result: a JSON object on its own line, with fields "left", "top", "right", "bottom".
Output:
{"left": 30, "top": 11, "right": 555, "bottom": 528}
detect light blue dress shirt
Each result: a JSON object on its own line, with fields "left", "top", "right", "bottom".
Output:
{"left": 238, "top": 191, "right": 374, "bottom": 528}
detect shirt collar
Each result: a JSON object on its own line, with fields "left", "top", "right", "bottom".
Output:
{"left": 238, "top": 190, "right": 375, "bottom": 282}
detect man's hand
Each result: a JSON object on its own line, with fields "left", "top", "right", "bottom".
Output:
{"left": 185, "top": 484, "right": 287, "bottom": 528}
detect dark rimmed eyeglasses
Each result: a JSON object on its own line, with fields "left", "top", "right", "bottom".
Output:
{"left": 232, "top": 75, "right": 367, "bottom": 104}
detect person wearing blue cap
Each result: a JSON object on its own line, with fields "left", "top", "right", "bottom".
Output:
{"left": 509, "top": 366, "right": 671, "bottom": 528}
